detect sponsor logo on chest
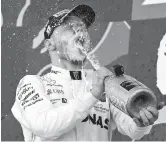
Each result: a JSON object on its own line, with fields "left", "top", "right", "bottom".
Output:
{"left": 94, "top": 103, "right": 109, "bottom": 113}
{"left": 82, "top": 114, "right": 109, "bottom": 130}
{"left": 47, "top": 88, "right": 64, "bottom": 95}
{"left": 41, "top": 77, "right": 65, "bottom": 96}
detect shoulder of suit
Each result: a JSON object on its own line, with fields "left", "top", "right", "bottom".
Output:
{"left": 18, "top": 75, "right": 42, "bottom": 84}
{"left": 17, "top": 72, "right": 60, "bottom": 87}
{"left": 15, "top": 74, "right": 53, "bottom": 101}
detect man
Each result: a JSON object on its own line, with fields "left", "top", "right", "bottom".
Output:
{"left": 157, "top": 33, "right": 166, "bottom": 96}
{"left": 11, "top": 4, "right": 163, "bottom": 141}
{"left": 155, "top": 33, "right": 166, "bottom": 125}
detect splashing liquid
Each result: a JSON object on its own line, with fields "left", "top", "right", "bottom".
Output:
{"left": 70, "top": 24, "right": 101, "bottom": 70}
{"left": 77, "top": 45, "right": 101, "bottom": 70}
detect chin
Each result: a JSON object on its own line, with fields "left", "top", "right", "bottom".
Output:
{"left": 68, "top": 55, "right": 86, "bottom": 64}
{"left": 70, "top": 60, "right": 83, "bottom": 65}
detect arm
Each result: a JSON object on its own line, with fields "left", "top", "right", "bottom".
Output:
{"left": 13, "top": 75, "right": 97, "bottom": 140}
{"left": 110, "top": 104, "right": 152, "bottom": 140}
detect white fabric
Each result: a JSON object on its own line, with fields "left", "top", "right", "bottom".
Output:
{"left": 157, "top": 33, "right": 166, "bottom": 95}
{"left": 11, "top": 65, "right": 152, "bottom": 141}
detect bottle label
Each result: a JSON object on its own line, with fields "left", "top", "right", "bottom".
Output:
{"left": 120, "top": 80, "right": 141, "bottom": 91}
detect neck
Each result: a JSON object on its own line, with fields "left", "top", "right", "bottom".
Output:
{"left": 50, "top": 52, "right": 83, "bottom": 71}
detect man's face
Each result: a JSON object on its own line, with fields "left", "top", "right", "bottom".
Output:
{"left": 51, "top": 16, "right": 91, "bottom": 62}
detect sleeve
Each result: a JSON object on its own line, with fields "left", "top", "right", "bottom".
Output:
{"left": 110, "top": 104, "right": 152, "bottom": 140}
{"left": 15, "top": 75, "right": 98, "bottom": 139}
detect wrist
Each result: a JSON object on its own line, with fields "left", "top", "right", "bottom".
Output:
{"left": 90, "top": 88, "right": 100, "bottom": 100}
{"left": 90, "top": 87, "right": 104, "bottom": 100}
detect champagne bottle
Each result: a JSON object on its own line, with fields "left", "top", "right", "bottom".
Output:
{"left": 104, "top": 65, "right": 157, "bottom": 118}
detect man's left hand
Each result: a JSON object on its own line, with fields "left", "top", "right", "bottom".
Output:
{"left": 133, "top": 102, "right": 165, "bottom": 127}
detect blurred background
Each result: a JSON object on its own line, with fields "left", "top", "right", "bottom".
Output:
{"left": 1, "top": 0, "right": 166, "bottom": 141}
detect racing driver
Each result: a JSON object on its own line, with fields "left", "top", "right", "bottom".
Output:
{"left": 11, "top": 4, "right": 164, "bottom": 141}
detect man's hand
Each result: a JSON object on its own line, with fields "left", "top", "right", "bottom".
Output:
{"left": 133, "top": 102, "right": 165, "bottom": 127}
{"left": 91, "top": 67, "right": 112, "bottom": 100}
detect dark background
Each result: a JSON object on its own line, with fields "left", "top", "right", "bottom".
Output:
{"left": 1, "top": 0, "right": 166, "bottom": 141}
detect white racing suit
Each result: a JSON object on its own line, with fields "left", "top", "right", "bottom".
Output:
{"left": 11, "top": 65, "right": 152, "bottom": 141}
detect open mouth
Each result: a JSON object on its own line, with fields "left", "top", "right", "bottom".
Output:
{"left": 76, "top": 36, "right": 85, "bottom": 47}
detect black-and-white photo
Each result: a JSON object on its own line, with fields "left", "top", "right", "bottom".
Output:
{"left": 1, "top": 0, "right": 166, "bottom": 141}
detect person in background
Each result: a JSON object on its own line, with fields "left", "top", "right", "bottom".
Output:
{"left": 157, "top": 33, "right": 166, "bottom": 96}
{"left": 11, "top": 4, "right": 164, "bottom": 141}
{"left": 155, "top": 33, "right": 166, "bottom": 125}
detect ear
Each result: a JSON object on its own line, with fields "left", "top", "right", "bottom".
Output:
{"left": 44, "top": 39, "right": 52, "bottom": 50}
{"left": 44, "top": 39, "right": 56, "bottom": 52}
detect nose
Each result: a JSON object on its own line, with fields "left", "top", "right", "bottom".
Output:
{"left": 78, "top": 37, "right": 84, "bottom": 44}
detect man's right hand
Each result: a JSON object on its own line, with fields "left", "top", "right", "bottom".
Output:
{"left": 90, "top": 67, "right": 112, "bottom": 100}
